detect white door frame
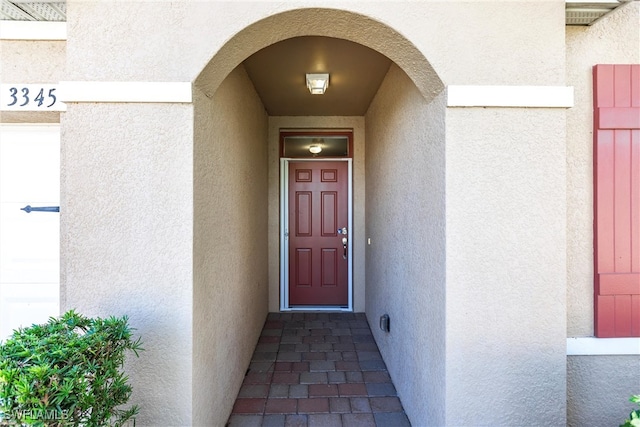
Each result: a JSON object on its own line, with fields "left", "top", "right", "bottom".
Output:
{"left": 280, "top": 158, "right": 353, "bottom": 311}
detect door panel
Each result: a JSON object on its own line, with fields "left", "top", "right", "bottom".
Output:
{"left": 289, "top": 161, "right": 348, "bottom": 305}
{"left": 0, "top": 125, "right": 60, "bottom": 340}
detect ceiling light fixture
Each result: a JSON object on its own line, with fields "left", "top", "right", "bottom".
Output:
{"left": 309, "top": 145, "right": 322, "bottom": 154}
{"left": 306, "top": 73, "right": 329, "bottom": 95}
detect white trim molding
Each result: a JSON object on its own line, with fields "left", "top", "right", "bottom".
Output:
{"left": 447, "top": 85, "right": 574, "bottom": 108}
{"left": 58, "top": 82, "right": 192, "bottom": 104}
{"left": 567, "top": 337, "right": 640, "bottom": 356}
{"left": 0, "top": 21, "right": 66, "bottom": 40}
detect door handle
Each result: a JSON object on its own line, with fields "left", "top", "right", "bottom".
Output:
{"left": 20, "top": 205, "right": 59, "bottom": 213}
{"left": 342, "top": 237, "right": 348, "bottom": 260}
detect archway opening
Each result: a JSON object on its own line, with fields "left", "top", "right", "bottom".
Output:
{"left": 192, "top": 8, "right": 446, "bottom": 426}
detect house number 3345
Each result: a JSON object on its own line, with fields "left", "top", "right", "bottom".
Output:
{"left": 1, "top": 84, "right": 64, "bottom": 111}
{"left": 6, "top": 86, "right": 57, "bottom": 108}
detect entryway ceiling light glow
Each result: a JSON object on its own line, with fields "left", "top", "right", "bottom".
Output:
{"left": 306, "top": 73, "right": 329, "bottom": 95}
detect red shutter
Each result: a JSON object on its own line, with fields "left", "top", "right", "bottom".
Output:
{"left": 594, "top": 64, "right": 640, "bottom": 337}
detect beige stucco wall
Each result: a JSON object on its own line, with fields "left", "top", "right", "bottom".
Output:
{"left": 0, "top": 39, "right": 64, "bottom": 123}
{"left": 565, "top": 3, "right": 640, "bottom": 426}
{"left": 566, "top": 0, "right": 640, "bottom": 338}
{"left": 66, "top": 1, "right": 563, "bottom": 90}
{"left": 268, "top": 116, "right": 365, "bottom": 313}
{"left": 60, "top": 103, "right": 194, "bottom": 425}
{"left": 568, "top": 355, "right": 640, "bottom": 427}
{"left": 446, "top": 106, "right": 568, "bottom": 425}
{"left": 56, "top": 1, "right": 573, "bottom": 425}
{"left": 365, "top": 63, "right": 447, "bottom": 426}
{"left": 193, "top": 64, "right": 269, "bottom": 426}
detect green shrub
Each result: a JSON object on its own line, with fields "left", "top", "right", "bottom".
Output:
{"left": 0, "top": 310, "right": 143, "bottom": 427}
{"left": 621, "top": 395, "right": 640, "bottom": 427}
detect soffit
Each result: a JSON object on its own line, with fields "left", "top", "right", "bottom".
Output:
{"left": 566, "top": 0, "right": 634, "bottom": 25}
{"left": 243, "top": 36, "right": 392, "bottom": 116}
{"left": 1, "top": 0, "right": 65, "bottom": 21}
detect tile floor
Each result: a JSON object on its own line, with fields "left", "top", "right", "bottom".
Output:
{"left": 227, "top": 312, "right": 411, "bottom": 427}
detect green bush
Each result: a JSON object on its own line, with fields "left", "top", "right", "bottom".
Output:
{"left": 0, "top": 310, "right": 143, "bottom": 427}
{"left": 621, "top": 395, "right": 640, "bottom": 427}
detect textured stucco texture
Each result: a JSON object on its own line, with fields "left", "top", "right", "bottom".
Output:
{"left": 365, "top": 63, "right": 447, "bottom": 426}
{"left": 12, "top": 0, "right": 635, "bottom": 425}
{"left": 566, "top": 1, "right": 640, "bottom": 337}
{"left": 193, "top": 64, "right": 269, "bottom": 426}
{"left": 60, "top": 103, "right": 194, "bottom": 425}
{"left": 0, "top": 39, "right": 65, "bottom": 123}
{"left": 568, "top": 355, "right": 640, "bottom": 427}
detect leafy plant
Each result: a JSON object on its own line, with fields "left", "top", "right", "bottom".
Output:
{"left": 0, "top": 310, "right": 143, "bottom": 426}
{"left": 621, "top": 395, "right": 640, "bottom": 427}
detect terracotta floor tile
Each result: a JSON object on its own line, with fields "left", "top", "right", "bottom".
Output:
{"left": 292, "top": 362, "right": 310, "bottom": 372}
{"left": 265, "top": 398, "right": 298, "bottom": 414}
{"left": 335, "top": 361, "right": 360, "bottom": 371}
{"left": 275, "top": 361, "right": 293, "bottom": 371}
{"left": 298, "top": 397, "right": 330, "bottom": 414}
{"left": 272, "top": 372, "right": 300, "bottom": 384}
{"left": 338, "top": 383, "right": 368, "bottom": 397}
{"left": 232, "top": 398, "right": 266, "bottom": 414}
{"left": 243, "top": 372, "right": 273, "bottom": 385}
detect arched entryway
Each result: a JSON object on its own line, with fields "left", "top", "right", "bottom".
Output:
{"left": 192, "top": 7, "right": 446, "bottom": 426}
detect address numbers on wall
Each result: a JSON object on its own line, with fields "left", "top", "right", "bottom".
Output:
{"left": 1, "top": 84, "right": 66, "bottom": 111}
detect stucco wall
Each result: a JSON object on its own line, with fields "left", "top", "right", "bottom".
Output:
{"left": 65, "top": 1, "right": 562, "bottom": 88}
{"left": 0, "top": 39, "right": 65, "bottom": 123}
{"left": 365, "top": 64, "right": 447, "bottom": 427}
{"left": 60, "top": 103, "right": 194, "bottom": 425}
{"left": 268, "top": 116, "right": 365, "bottom": 313}
{"left": 568, "top": 355, "right": 640, "bottom": 427}
{"left": 193, "top": 64, "right": 269, "bottom": 426}
{"left": 566, "top": 0, "right": 640, "bottom": 338}
{"left": 565, "top": 4, "right": 640, "bottom": 426}
{"left": 446, "top": 107, "right": 567, "bottom": 425}
{"left": 57, "top": 1, "right": 571, "bottom": 424}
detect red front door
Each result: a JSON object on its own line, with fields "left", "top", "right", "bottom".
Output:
{"left": 288, "top": 161, "right": 349, "bottom": 306}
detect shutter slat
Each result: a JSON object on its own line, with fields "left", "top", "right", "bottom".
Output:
{"left": 614, "top": 130, "right": 632, "bottom": 272}
{"left": 633, "top": 130, "right": 640, "bottom": 272}
{"left": 614, "top": 65, "right": 632, "bottom": 107}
